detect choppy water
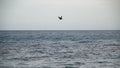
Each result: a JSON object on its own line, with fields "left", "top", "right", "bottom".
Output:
{"left": 0, "top": 30, "right": 120, "bottom": 68}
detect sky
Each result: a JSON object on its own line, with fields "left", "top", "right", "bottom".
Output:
{"left": 0, "top": 0, "right": 120, "bottom": 30}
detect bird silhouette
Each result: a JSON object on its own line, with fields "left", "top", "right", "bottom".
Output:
{"left": 58, "top": 16, "right": 63, "bottom": 20}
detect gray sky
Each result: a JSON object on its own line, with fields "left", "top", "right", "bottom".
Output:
{"left": 0, "top": 0, "right": 120, "bottom": 30}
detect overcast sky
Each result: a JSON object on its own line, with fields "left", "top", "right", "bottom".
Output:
{"left": 0, "top": 0, "right": 120, "bottom": 30}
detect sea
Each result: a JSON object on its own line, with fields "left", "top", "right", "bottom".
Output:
{"left": 0, "top": 30, "right": 120, "bottom": 68}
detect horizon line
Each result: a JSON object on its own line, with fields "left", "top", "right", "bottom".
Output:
{"left": 0, "top": 30, "right": 120, "bottom": 31}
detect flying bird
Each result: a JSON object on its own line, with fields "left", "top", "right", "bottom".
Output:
{"left": 58, "top": 16, "right": 63, "bottom": 20}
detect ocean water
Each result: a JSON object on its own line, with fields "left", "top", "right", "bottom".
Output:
{"left": 0, "top": 30, "right": 120, "bottom": 68}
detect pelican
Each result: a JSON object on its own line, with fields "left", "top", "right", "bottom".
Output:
{"left": 58, "top": 16, "right": 63, "bottom": 20}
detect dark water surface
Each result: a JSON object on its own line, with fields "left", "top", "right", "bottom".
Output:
{"left": 0, "top": 30, "right": 120, "bottom": 68}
